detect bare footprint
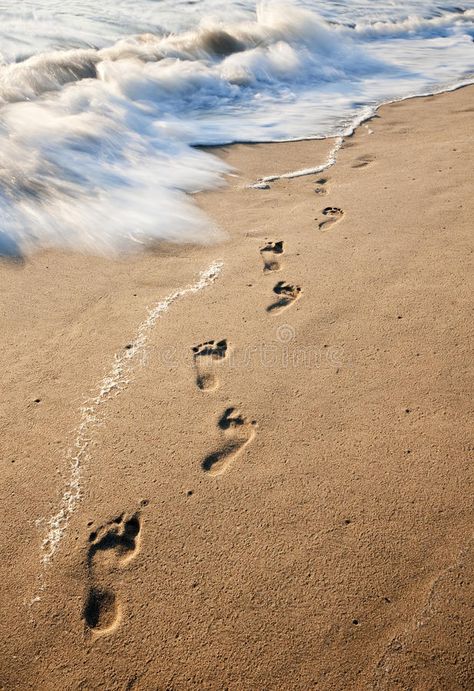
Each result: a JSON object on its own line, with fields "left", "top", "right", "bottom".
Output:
{"left": 83, "top": 512, "right": 142, "bottom": 635}
{"left": 352, "top": 154, "right": 376, "bottom": 168}
{"left": 260, "top": 241, "right": 284, "bottom": 272}
{"left": 202, "top": 408, "right": 257, "bottom": 477}
{"left": 314, "top": 177, "right": 328, "bottom": 195}
{"left": 267, "top": 281, "right": 302, "bottom": 314}
{"left": 192, "top": 339, "right": 228, "bottom": 391}
{"left": 319, "top": 207, "right": 344, "bottom": 231}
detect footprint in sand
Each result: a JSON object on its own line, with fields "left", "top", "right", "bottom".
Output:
{"left": 202, "top": 408, "right": 257, "bottom": 477}
{"left": 83, "top": 512, "right": 141, "bottom": 635}
{"left": 267, "top": 281, "right": 302, "bottom": 314}
{"left": 192, "top": 339, "right": 228, "bottom": 391}
{"left": 319, "top": 207, "right": 344, "bottom": 231}
{"left": 260, "top": 240, "right": 284, "bottom": 273}
{"left": 314, "top": 177, "right": 328, "bottom": 195}
{"left": 352, "top": 154, "right": 376, "bottom": 168}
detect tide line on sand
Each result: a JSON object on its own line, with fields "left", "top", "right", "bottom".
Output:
{"left": 254, "top": 137, "right": 343, "bottom": 186}
{"left": 37, "top": 260, "right": 223, "bottom": 579}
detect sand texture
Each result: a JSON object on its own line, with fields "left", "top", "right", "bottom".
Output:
{"left": 0, "top": 86, "right": 473, "bottom": 690}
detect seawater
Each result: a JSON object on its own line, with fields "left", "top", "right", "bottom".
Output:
{"left": 0, "top": 1, "right": 473, "bottom": 255}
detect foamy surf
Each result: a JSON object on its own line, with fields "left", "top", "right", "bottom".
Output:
{"left": 248, "top": 72, "right": 474, "bottom": 186}
{"left": 0, "top": 1, "right": 473, "bottom": 256}
{"left": 38, "top": 260, "right": 223, "bottom": 580}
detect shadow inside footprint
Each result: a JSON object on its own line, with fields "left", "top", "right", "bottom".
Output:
{"left": 352, "top": 154, "right": 376, "bottom": 168}
{"left": 83, "top": 587, "right": 119, "bottom": 632}
{"left": 202, "top": 408, "right": 257, "bottom": 477}
{"left": 192, "top": 339, "right": 228, "bottom": 391}
{"left": 319, "top": 207, "right": 344, "bottom": 230}
{"left": 88, "top": 513, "right": 141, "bottom": 567}
{"left": 267, "top": 281, "right": 302, "bottom": 313}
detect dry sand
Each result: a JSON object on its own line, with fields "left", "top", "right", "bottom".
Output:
{"left": 0, "top": 86, "right": 473, "bottom": 690}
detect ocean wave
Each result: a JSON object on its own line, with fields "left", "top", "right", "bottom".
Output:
{"left": 0, "top": 1, "right": 473, "bottom": 256}
{"left": 352, "top": 8, "right": 474, "bottom": 39}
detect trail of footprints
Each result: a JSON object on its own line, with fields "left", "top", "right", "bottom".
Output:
{"left": 191, "top": 174, "right": 348, "bottom": 479}
{"left": 82, "top": 172, "right": 348, "bottom": 636}
{"left": 191, "top": 340, "right": 257, "bottom": 477}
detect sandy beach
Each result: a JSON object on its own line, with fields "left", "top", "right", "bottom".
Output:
{"left": 0, "top": 85, "right": 473, "bottom": 689}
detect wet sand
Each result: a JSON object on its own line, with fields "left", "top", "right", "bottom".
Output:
{"left": 0, "top": 86, "right": 473, "bottom": 689}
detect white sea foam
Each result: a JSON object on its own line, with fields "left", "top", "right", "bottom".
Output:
{"left": 251, "top": 137, "right": 343, "bottom": 186}
{"left": 39, "top": 260, "right": 223, "bottom": 571}
{"left": 0, "top": 1, "right": 473, "bottom": 256}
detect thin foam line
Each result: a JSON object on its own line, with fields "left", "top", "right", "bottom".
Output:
{"left": 38, "top": 260, "right": 223, "bottom": 572}
{"left": 254, "top": 137, "right": 343, "bottom": 185}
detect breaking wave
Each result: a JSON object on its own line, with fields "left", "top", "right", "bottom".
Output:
{"left": 0, "top": 1, "right": 473, "bottom": 256}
